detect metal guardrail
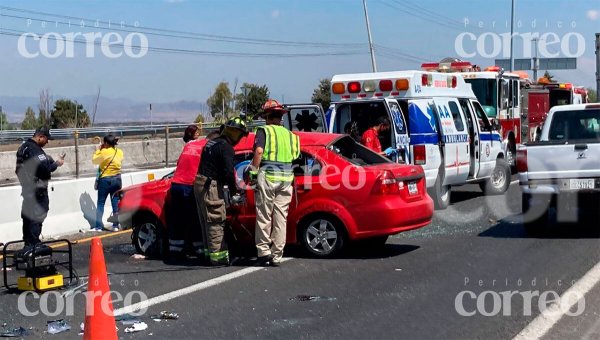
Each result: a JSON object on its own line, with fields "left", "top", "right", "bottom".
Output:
{"left": 0, "top": 122, "right": 230, "bottom": 143}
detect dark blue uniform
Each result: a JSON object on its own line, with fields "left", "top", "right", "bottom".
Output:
{"left": 15, "top": 138, "right": 59, "bottom": 246}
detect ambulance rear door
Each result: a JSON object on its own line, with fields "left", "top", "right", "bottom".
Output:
{"left": 384, "top": 98, "right": 410, "bottom": 163}
{"left": 432, "top": 98, "right": 470, "bottom": 185}
{"left": 282, "top": 104, "right": 326, "bottom": 132}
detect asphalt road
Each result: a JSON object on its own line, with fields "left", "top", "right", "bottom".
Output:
{"left": 1, "top": 180, "right": 600, "bottom": 339}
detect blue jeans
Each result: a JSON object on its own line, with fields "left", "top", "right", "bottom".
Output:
{"left": 95, "top": 175, "right": 122, "bottom": 230}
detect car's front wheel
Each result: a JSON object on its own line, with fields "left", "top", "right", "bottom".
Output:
{"left": 299, "top": 215, "right": 346, "bottom": 258}
{"left": 132, "top": 215, "right": 165, "bottom": 258}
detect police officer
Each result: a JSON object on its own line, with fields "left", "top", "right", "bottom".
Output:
{"left": 15, "top": 127, "right": 65, "bottom": 246}
{"left": 249, "top": 99, "right": 300, "bottom": 267}
{"left": 194, "top": 117, "right": 248, "bottom": 266}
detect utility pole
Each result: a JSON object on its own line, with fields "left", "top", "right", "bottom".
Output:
{"left": 0, "top": 105, "right": 3, "bottom": 131}
{"left": 74, "top": 101, "right": 78, "bottom": 129}
{"left": 149, "top": 104, "right": 153, "bottom": 126}
{"left": 509, "top": 0, "right": 515, "bottom": 72}
{"left": 596, "top": 33, "right": 599, "bottom": 103}
{"left": 362, "top": 0, "right": 377, "bottom": 72}
{"left": 532, "top": 37, "right": 539, "bottom": 80}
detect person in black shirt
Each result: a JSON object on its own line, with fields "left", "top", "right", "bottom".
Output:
{"left": 15, "top": 127, "right": 65, "bottom": 246}
{"left": 193, "top": 117, "right": 248, "bottom": 266}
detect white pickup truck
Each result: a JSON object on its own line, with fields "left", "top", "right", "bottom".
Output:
{"left": 517, "top": 103, "right": 600, "bottom": 230}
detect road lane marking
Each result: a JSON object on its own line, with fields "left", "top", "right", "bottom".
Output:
{"left": 113, "top": 258, "right": 292, "bottom": 316}
{"left": 513, "top": 261, "right": 600, "bottom": 340}
{"left": 0, "top": 229, "right": 132, "bottom": 261}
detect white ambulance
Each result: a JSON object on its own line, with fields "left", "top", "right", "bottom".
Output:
{"left": 329, "top": 70, "right": 511, "bottom": 209}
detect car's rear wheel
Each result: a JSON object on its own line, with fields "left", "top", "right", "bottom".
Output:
{"left": 299, "top": 215, "right": 346, "bottom": 258}
{"left": 522, "top": 193, "right": 550, "bottom": 235}
{"left": 132, "top": 215, "right": 165, "bottom": 258}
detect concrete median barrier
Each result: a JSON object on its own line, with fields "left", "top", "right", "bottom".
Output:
{"left": 0, "top": 168, "right": 174, "bottom": 243}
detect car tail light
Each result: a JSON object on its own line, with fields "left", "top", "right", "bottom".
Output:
{"left": 372, "top": 170, "right": 400, "bottom": 195}
{"left": 516, "top": 147, "right": 527, "bottom": 173}
{"left": 413, "top": 145, "right": 426, "bottom": 165}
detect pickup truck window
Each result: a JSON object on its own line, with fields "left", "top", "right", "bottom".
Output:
{"left": 548, "top": 109, "right": 600, "bottom": 142}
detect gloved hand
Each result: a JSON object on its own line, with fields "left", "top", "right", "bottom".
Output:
{"left": 384, "top": 147, "right": 397, "bottom": 156}
{"left": 243, "top": 166, "right": 258, "bottom": 186}
{"left": 231, "top": 193, "right": 245, "bottom": 206}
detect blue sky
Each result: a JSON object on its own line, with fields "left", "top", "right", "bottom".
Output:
{"left": 0, "top": 0, "right": 598, "bottom": 117}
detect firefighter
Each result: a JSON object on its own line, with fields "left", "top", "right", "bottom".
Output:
{"left": 15, "top": 127, "right": 65, "bottom": 246}
{"left": 194, "top": 117, "right": 248, "bottom": 266}
{"left": 249, "top": 99, "right": 300, "bottom": 267}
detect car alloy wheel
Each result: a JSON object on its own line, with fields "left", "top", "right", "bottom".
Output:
{"left": 133, "top": 219, "right": 164, "bottom": 257}
{"left": 303, "top": 218, "right": 340, "bottom": 257}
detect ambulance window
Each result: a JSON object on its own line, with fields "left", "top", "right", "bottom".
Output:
{"left": 448, "top": 101, "right": 465, "bottom": 131}
{"left": 471, "top": 101, "right": 492, "bottom": 131}
{"left": 387, "top": 101, "right": 407, "bottom": 134}
{"left": 287, "top": 107, "right": 325, "bottom": 132}
{"left": 398, "top": 100, "right": 410, "bottom": 133}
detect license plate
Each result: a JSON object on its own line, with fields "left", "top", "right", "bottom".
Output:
{"left": 569, "top": 179, "right": 595, "bottom": 190}
{"left": 408, "top": 181, "right": 418, "bottom": 195}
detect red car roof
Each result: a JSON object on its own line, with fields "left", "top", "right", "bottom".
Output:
{"left": 234, "top": 131, "right": 341, "bottom": 151}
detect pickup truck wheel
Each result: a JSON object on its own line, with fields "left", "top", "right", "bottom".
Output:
{"left": 522, "top": 193, "right": 550, "bottom": 234}
{"left": 480, "top": 159, "right": 511, "bottom": 195}
{"left": 132, "top": 216, "right": 165, "bottom": 258}
{"left": 430, "top": 173, "right": 450, "bottom": 210}
{"left": 300, "top": 215, "right": 346, "bottom": 258}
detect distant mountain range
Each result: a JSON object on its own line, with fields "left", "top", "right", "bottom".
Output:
{"left": 0, "top": 95, "right": 210, "bottom": 124}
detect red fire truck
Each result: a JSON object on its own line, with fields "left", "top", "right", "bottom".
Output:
{"left": 522, "top": 82, "right": 587, "bottom": 142}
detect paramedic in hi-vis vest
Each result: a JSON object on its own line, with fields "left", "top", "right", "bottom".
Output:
{"left": 249, "top": 99, "right": 300, "bottom": 267}
{"left": 194, "top": 117, "right": 249, "bottom": 266}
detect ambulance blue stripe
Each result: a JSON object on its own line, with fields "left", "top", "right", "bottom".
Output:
{"left": 409, "top": 133, "right": 439, "bottom": 145}
{"left": 479, "top": 133, "right": 502, "bottom": 142}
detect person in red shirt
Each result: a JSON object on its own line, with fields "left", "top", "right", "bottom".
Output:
{"left": 167, "top": 129, "right": 220, "bottom": 262}
{"left": 361, "top": 116, "right": 395, "bottom": 156}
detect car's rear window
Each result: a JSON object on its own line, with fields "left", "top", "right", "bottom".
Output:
{"left": 328, "top": 136, "right": 391, "bottom": 166}
{"left": 548, "top": 109, "right": 600, "bottom": 142}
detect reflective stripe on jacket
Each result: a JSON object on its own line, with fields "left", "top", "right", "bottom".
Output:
{"left": 257, "top": 125, "right": 300, "bottom": 182}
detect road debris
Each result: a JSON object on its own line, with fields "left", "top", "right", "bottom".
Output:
{"left": 0, "top": 326, "right": 29, "bottom": 337}
{"left": 150, "top": 311, "right": 179, "bottom": 321}
{"left": 130, "top": 254, "right": 146, "bottom": 260}
{"left": 290, "top": 295, "right": 337, "bottom": 302}
{"left": 124, "top": 322, "right": 148, "bottom": 333}
{"left": 47, "top": 319, "right": 70, "bottom": 334}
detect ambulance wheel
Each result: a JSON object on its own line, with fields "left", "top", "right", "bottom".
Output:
{"left": 299, "top": 214, "right": 346, "bottom": 258}
{"left": 431, "top": 173, "right": 451, "bottom": 210}
{"left": 132, "top": 214, "right": 165, "bottom": 258}
{"left": 480, "top": 158, "right": 511, "bottom": 195}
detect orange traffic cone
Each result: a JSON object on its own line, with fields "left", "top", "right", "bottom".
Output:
{"left": 83, "top": 238, "right": 117, "bottom": 340}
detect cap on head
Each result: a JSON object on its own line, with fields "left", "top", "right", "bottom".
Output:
{"left": 34, "top": 127, "right": 54, "bottom": 140}
{"left": 103, "top": 134, "right": 119, "bottom": 147}
{"left": 261, "top": 99, "right": 288, "bottom": 118}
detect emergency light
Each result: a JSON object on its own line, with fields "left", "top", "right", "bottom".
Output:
{"left": 379, "top": 80, "right": 393, "bottom": 92}
{"left": 395, "top": 79, "right": 409, "bottom": 91}
{"left": 347, "top": 82, "right": 361, "bottom": 93}
{"left": 332, "top": 83, "right": 345, "bottom": 94}
{"left": 363, "top": 80, "right": 377, "bottom": 92}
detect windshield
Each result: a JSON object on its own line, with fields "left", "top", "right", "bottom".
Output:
{"left": 328, "top": 136, "right": 391, "bottom": 166}
{"left": 465, "top": 79, "right": 497, "bottom": 117}
{"left": 548, "top": 109, "right": 600, "bottom": 142}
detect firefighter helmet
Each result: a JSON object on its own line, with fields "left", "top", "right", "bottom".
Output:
{"left": 261, "top": 99, "right": 288, "bottom": 117}
{"left": 221, "top": 116, "right": 249, "bottom": 144}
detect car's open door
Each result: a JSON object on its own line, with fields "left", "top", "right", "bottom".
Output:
{"left": 282, "top": 104, "right": 326, "bottom": 133}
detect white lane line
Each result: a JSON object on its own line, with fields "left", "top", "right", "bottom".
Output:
{"left": 113, "top": 258, "right": 291, "bottom": 316}
{"left": 513, "top": 261, "right": 600, "bottom": 340}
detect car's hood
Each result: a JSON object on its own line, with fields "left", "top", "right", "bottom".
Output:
{"left": 121, "top": 178, "right": 172, "bottom": 193}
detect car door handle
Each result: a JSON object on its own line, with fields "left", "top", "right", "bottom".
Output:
{"left": 575, "top": 144, "right": 588, "bottom": 151}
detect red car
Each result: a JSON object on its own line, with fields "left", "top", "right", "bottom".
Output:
{"left": 118, "top": 132, "right": 433, "bottom": 258}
